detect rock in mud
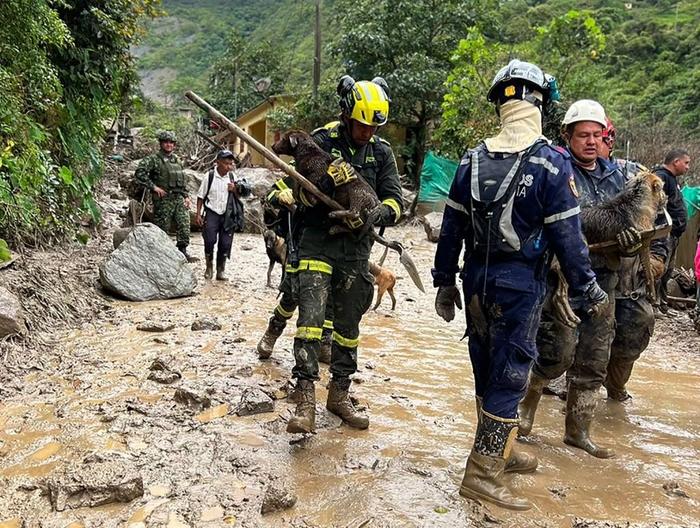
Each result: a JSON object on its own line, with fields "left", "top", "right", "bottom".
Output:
{"left": 99, "top": 223, "right": 197, "bottom": 301}
{"left": 260, "top": 481, "right": 297, "bottom": 514}
{"left": 112, "top": 227, "right": 132, "bottom": 249}
{"left": 191, "top": 316, "right": 222, "bottom": 331}
{"left": 147, "top": 356, "right": 182, "bottom": 384}
{"left": 420, "top": 212, "right": 443, "bottom": 243}
{"left": 662, "top": 480, "right": 689, "bottom": 498}
{"left": 236, "top": 388, "right": 274, "bottom": 416}
{"left": 45, "top": 454, "right": 143, "bottom": 511}
{"left": 0, "top": 286, "right": 27, "bottom": 337}
{"left": 137, "top": 321, "right": 175, "bottom": 332}
{"left": 174, "top": 386, "right": 211, "bottom": 411}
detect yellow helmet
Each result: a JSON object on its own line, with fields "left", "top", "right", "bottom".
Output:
{"left": 338, "top": 76, "right": 390, "bottom": 126}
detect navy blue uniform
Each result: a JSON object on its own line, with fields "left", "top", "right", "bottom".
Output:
{"left": 433, "top": 143, "right": 595, "bottom": 418}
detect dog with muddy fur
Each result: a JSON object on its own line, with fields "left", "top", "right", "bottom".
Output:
{"left": 271, "top": 129, "right": 382, "bottom": 233}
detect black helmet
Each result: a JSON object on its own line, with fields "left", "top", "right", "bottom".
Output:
{"left": 487, "top": 59, "right": 557, "bottom": 113}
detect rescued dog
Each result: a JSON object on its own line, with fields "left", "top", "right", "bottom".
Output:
{"left": 579, "top": 170, "right": 666, "bottom": 243}
{"left": 553, "top": 170, "right": 667, "bottom": 325}
{"left": 263, "top": 229, "right": 287, "bottom": 288}
{"left": 272, "top": 130, "right": 381, "bottom": 233}
{"left": 369, "top": 261, "right": 397, "bottom": 310}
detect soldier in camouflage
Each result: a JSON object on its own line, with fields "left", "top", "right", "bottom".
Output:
{"left": 135, "top": 131, "right": 197, "bottom": 262}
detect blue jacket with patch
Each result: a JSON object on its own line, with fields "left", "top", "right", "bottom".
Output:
{"left": 432, "top": 142, "right": 595, "bottom": 295}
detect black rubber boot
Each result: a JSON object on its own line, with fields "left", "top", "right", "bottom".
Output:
{"left": 215, "top": 259, "right": 228, "bottom": 281}
{"left": 326, "top": 377, "right": 369, "bottom": 429}
{"left": 256, "top": 313, "right": 287, "bottom": 360}
{"left": 177, "top": 244, "right": 199, "bottom": 263}
{"left": 564, "top": 386, "right": 615, "bottom": 458}
{"left": 287, "top": 379, "right": 315, "bottom": 433}
{"left": 459, "top": 411, "right": 532, "bottom": 511}
{"left": 518, "top": 373, "right": 550, "bottom": 436}
{"left": 204, "top": 253, "right": 213, "bottom": 280}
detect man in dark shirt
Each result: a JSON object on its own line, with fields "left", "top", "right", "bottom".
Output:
{"left": 654, "top": 149, "right": 691, "bottom": 311}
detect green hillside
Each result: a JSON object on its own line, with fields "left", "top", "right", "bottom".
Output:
{"left": 136, "top": 0, "right": 333, "bottom": 102}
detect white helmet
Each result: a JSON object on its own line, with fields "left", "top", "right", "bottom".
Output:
{"left": 561, "top": 99, "right": 607, "bottom": 127}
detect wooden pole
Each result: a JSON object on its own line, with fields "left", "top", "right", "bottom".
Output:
{"left": 185, "top": 90, "right": 343, "bottom": 211}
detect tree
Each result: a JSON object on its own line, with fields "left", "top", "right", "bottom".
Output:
{"left": 207, "top": 31, "right": 287, "bottom": 119}
{"left": 332, "top": 0, "right": 494, "bottom": 184}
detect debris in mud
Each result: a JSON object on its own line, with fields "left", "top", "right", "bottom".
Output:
{"left": 571, "top": 519, "right": 684, "bottom": 528}
{"left": 236, "top": 387, "right": 274, "bottom": 416}
{"left": 548, "top": 484, "right": 569, "bottom": 499}
{"left": 137, "top": 321, "right": 175, "bottom": 332}
{"left": 44, "top": 454, "right": 143, "bottom": 511}
{"left": 260, "top": 481, "right": 297, "bottom": 514}
{"left": 147, "top": 356, "right": 182, "bottom": 384}
{"left": 662, "top": 480, "right": 689, "bottom": 498}
{"left": 420, "top": 211, "right": 443, "bottom": 243}
{"left": 191, "top": 316, "right": 222, "bottom": 331}
{"left": 0, "top": 286, "right": 26, "bottom": 338}
{"left": 173, "top": 386, "right": 212, "bottom": 411}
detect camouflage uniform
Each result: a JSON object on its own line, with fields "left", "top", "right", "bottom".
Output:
{"left": 135, "top": 150, "right": 190, "bottom": 248}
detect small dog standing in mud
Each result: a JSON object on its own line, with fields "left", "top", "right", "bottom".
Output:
{"left": 263, "top": 229, "right": 286, "bottom": 288}
{"left": 369, "top": 261, "right": 397, "bottom": 310}
{"left": 272, "top": 130, "right": 381, "bottom": 232}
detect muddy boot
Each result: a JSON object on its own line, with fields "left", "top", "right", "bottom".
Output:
{"left": 318, "top": 332, "right": 332, "bottom": 365}
{"left": 256, "top": 314, "right": 287, "bottom": 360}
{"left": 604, "top": 359, "right": 634, "bottom": 402}
{"left": 178, "top": 244, "right": 199, "bottom": 263}
{"left": 564, "top": 386, "right": 615, "bottom": 458}
{"left": 518, "top": 373, "right": 550, "bottom": 437}
{"left": 215, "top": 259, "right": 228, "bottom": 281}
{"left": 326, "top": 377, "right": 369, "bottom": 429}
{"left": 287, "top": 379, "right": 315, "bottom": 433}
{"left": 475, "top": 397, "right": 536, "bottom": 474}
{"left": 459, "top": 411, "right": 532, "bottom": 511}
{"left": 204, "top": 253, "right": 213, "bottom": 280}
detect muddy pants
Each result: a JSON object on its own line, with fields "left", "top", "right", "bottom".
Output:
{"left": 268, "top": 270, "right": 334, "bottom": 337}
{"left": 462, "top": 260, "right": 546, "bottom": 419}
{"left": 292, "top": 259, "right": 373, "bottom": 382}
{"left": 153, "top": 193, "right": 190, "bottom": 247}
{"left": 202, "top": 207, "right": 233, "bottom": 263}
{"left": 533, "top": 272, "right": 618, "bottom": 391}
{"left": 605, "top": 296, "right": 654, "bottom": 398}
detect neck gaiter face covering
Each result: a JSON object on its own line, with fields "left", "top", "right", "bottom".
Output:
{"left": 484, "top": 99, "right": 545, "bottom": 154}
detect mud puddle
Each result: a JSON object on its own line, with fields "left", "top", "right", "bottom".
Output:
{"left": 0, "top": 227, "right": 698, "bottom": 527}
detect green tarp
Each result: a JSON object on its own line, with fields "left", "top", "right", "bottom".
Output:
{"left": 419, "top": 151, "right": 458, "bottom": 202}
{"left": 682, "top": 186, "right": 700, "bottom": 218}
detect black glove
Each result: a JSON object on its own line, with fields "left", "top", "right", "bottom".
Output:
{"left": 616, "top": 227, "right": 642, "bottom": 255}
{"left": 435, "top": 285, "right": 463, "bottom": 322}
{"left": 581, "top": 280, "right": 609, "bottom": 317}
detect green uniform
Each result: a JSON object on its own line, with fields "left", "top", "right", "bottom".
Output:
{"left": 135, "top": 151, "right": 190, "bottom": 247}
{"left": 292, "top": 121, "right": 403, "bottom": 382}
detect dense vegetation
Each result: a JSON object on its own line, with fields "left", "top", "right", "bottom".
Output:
{"left": 0, "top": 0, "right": 160, "bottom": 248}
{"left": 140, "top": 0, "right": 700, "bottom": 174}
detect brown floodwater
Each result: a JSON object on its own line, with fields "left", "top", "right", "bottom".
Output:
{"left": 1, "top": 230, "right": 698, "bottom": 527}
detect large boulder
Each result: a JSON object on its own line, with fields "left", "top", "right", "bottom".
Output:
{"left": 99, "top": 223, "right": 197, "bottom": 301}
{"left": 237, "top": 167, "right": 284, "bottom": 199}
{"left": 420, "top": 212, "right": 443, "bottom": 243}
{"left": 0, "top": 286, "right": 26, "bottom": 337}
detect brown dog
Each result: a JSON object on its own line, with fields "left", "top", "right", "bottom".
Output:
{"left": 263, "top": 229, "right": 287, "bottom": 288}
{"left": 272, "top": 130, "right": 381, "bottom": 233}
{"left": 369, "top": 261, "right": 397, "bottom": 310}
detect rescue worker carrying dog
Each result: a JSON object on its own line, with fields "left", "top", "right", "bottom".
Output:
{"left": 519, "top": 100, "right": 653, "bottom": 458}
{"left": 432, "top": 60, "right": 607, "bottom": 511}
{"left": 284, "top": 76, "right": 403, "bottom": 434}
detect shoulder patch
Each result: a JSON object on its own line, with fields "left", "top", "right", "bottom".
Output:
{"left": 568, "top": 175, "right": 579, "bottom": 198}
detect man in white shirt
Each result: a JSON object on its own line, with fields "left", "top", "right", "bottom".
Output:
{"left": 195, "top": 149, "right": 250, "bottom": 280}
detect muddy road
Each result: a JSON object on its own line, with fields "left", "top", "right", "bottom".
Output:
{"left": 0, "top": 226, "right": 698, "bottom": 527}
